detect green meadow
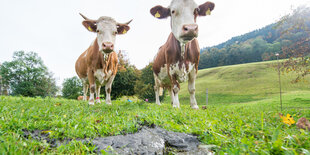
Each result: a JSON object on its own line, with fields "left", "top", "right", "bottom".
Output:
{"left": 0, "top": 60, "right": 309, "bottom": 154}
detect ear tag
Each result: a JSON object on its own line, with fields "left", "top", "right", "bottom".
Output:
{"left": 155, "top": 11, "right": 161, "bottom": 18}
{"left": 206, "top": 8, "right": 211, "bottom": 15}
{"left": 88, "top": 26, "right": 93, "bottom": 31}
{"left": 122, "top": 29, "right": 127, "bottom": 34}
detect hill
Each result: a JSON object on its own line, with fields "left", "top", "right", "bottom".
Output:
{"left": 199, "top": 6, "right": 310, "bottom": 69}
{"left": 176, "top": 60, "right": 310, "bottom": 105}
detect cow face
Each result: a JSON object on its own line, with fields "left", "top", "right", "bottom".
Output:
{"left": 151, "top": 0, "right": 214, "bottom": 44}
{"left": 81, "top": 15, "right": 132, "bottom": 54}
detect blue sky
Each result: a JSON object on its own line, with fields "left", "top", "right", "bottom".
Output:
{"left": 0, "top": 0, "right": 309, "bottom": 86}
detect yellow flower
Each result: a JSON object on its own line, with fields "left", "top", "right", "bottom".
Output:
{"left": 54, "top": 103, "right": 62, "bottom": 106}
{"left": 280, "top": 114, "right": 295, "bottom": 126}
{"left": 63, "top": 115, "right": 67, "bottom": 118}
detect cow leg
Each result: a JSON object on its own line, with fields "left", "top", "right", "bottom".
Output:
{"left": 188, "top": 70, "right": 199, "bottom": 109}
{"left": 95, "top": 84, "right": 101, "bottom": 103}
{"left": 88, "top": 69, "right": 95, "bottom": 105}
{"left": 172, "top": 84, "right": 180, "bottom": 108}
{"left": 83, "top": 83, "right": 89, "bottom": 101}
{"left": 171, "top": 76, "right": 180, "bottom": 108}
{"left": 105, "top": 75, "right": 115, "bottom": 105}
{"left": 154, "top": 74, "right": 161, "bottom": 105}
{"left": 169, "top": 88, "right": 174, "bottom": 105}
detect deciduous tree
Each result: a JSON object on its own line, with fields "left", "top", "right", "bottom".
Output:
{"left": 0, "top": 51, "right": 58, "bottom": 97}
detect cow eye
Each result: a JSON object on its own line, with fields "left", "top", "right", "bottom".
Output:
{"left": 113, "top": 31, "right": 117, "bottom": 35}
{"left": 96, "top": 30, "right": 99, "bottom": 33}
{"left": 171, "top": 10, "right": 175, "bottom": 14}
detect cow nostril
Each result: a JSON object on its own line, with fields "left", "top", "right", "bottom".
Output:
{"left": 111, "top": 44, "right": 114, "bottom": 48}
{"left": 103, "top": 44, "right": 106, "bottom": 47}
{"left": 184, "top": 27, "right": 188, "bottom": 31}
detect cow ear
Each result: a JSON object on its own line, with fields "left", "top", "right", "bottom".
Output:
{"left": 117, "top": 20, "right": 132, "bottom": 35}
{"left": 82, "top": 20, "right": 97, "bottom": 32}
{"left": 150, "top": 5, "right": 170, "bottom": 19}
{"left": 117, "top": 25, "right": 130, "bottom": 35}
{"left": 198, "top": 2, "right": 215, "bottom": 16}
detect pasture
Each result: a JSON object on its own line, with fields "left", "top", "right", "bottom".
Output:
{"left": 0, "top": 60, "right": 310, "bottom": 154}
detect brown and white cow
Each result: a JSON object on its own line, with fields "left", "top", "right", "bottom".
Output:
{"left": 150, "top": 0, "right": 215, "bottom": 109}
{"left": 75, "top": 13, "right": 132, "bottom": 105}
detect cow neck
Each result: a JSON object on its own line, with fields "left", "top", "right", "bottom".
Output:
{"left": 94, "top": 37, "right": 111, "bottom": 74}
{"left": 169, "top": 33, "right": 186, "bottom": 60}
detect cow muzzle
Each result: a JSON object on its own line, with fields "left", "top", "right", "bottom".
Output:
{"left": 102, "top": 42, "right": 114, "bottom": 53}
{"left": 180, "top": 24, "right": 198, "bottom": 41}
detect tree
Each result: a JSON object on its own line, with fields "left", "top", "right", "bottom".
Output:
{"left": 135, "top": 63, "right": 166, "bottom": 102}
{"left": 62, "top": 76, "right": 83, "bottom": 99}
{"left": 0, "top": 51, "right": 58, "bottom": 97}
{"left": 111, "top": 65, "right": 138, "bottom": 99}
{"left": 107, "top": 51, "right": 139, "bottom": 99}
{"left": 276, "top": 6, "right": 310, "bottom": 83}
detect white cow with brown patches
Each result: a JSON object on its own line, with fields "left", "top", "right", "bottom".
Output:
{"left": 150, "top": 0, "right": 215, "bottom": 109}
{"left": 75, "top": 13, "right": 132, "bottom": 105}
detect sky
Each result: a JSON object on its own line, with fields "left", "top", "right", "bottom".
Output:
{"left": 0, "top": 0, "right": 309, "bottom": 86}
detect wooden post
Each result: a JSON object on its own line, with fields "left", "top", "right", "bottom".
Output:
{"left": 206, "top": 88, "right": 208, "bottom": 106}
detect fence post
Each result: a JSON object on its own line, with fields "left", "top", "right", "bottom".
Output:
{"left": 206, "top": 88, "right": 208, "bottom": 106}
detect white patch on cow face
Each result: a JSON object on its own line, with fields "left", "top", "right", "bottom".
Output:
{"left": 96, "top": 17, "right": 117, "bottom": 53}
{"left": 169, "top": 0, "right": 198, "bottom": 43}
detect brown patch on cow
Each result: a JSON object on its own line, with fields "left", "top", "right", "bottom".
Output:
{"left": 296, "top": 117, "right": 310, "bottom": 131}
{"left": 107, "top": 88, "right": 111, "bottom": 94}
{"left": 198, "top": 2, "right": 215, "bottom": 16}
{"left": 90, "top": 85, "right": 96, "bottom": 92}
{"left": 150, "top": 5, "right": 170, "bottom": 19}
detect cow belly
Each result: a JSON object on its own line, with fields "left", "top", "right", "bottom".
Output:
{"left": 156, "top": 64, "right": 171, "bottom": 86}
{"left": 170, "top": 62, "right": 195, "bottom": 82}
{"left": 94, "top": 69, "right": 113, "bottom": 85}
{"left": 156, "top": 62, "right": 196, "bottom": 85}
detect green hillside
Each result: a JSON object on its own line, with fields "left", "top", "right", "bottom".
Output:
{"left": 198, "top": 7, "right": 310, "bottom": 69}
{"left": 175, "top": 60, "right": 310, "bottom": 105}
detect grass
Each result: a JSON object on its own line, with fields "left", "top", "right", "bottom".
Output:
{"left": 175, "top": 60, "right": 310, "bottom": 105}
{"left": 0, "top": 60, "right": 310, "bottom": 154}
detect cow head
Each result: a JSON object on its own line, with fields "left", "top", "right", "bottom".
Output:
{"left": 80, "top": 13, "right": 132, "bottom": 54}
{"left": 150, "top": 0, "right": 214, "bottom": 44}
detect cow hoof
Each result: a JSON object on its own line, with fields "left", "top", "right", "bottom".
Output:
{"left": 172, "top": 105, "right": 180, "bottom": 108}
{"left": 191, "top": 105, "right": 199, "bottom": 109}
{"left": 89, "top": 102, "right": 95, "bottom": 105}
{"left": 156, "top": 103, "right": 161, "bottom": 106}
{"left": 106, "top": 102, "right": 112, "bottom": 105}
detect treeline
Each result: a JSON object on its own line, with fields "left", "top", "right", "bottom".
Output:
{"left": 199, "top": 7, "right": 310, "bottom": 69}
{"left": 1, "top": 50, "right": 162, "bottom": 102}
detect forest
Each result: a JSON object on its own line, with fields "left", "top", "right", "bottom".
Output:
{"left": 199, "top": 7, "right": 310, "bottom": 69}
